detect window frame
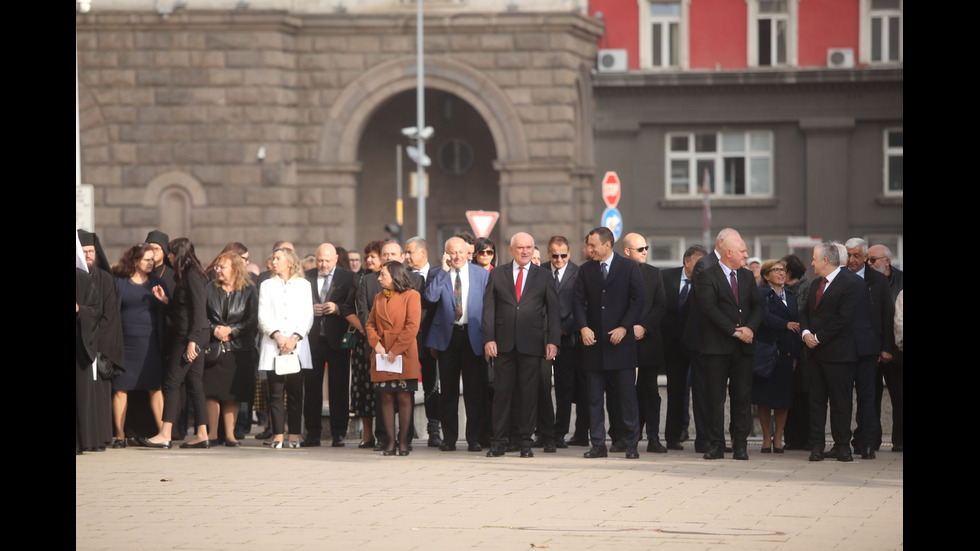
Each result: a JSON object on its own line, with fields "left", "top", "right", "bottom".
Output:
{"left": 747, "top": 0, "right": 798, "bottom": 68}
{"left": 883, "top": 127, "right": 903, "bottom": 196}
{"left": 860, "top": 0, "right": 903, "bottom": 64}
{"left": 638, "top": 0, "right": 689, "bottom": 70}
{"left": 665, "top": 130, "right": 775, "bottom": 200}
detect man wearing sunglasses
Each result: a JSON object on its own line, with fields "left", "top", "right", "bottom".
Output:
{"left": 547, "top": 236, "right": 582, "bottom": 449}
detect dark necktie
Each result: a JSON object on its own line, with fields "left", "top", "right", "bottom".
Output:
{"left": 600, "top": 262, "right": 608, "bottom": 280}
{"left": 815, "top": 277, "right": 827, "bottom": 308}
{"left": 729, "top": 270, "right": 739, "bottom": 305}
{"left": 454, "top": 269, "right": 462, "bottom": 322}
{"left": 554, "top": 269, "right": 560, "bottom": 288}
{"left": 515, "top": 266, "right": 524, "bottom": 302}
{"left": 679, "top": 278, "right": 690, "bottom": 306}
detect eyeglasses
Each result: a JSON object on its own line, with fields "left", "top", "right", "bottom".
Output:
{"left": 550, "top": 253, "right": 568, "bottom": 259}
{"left": 868, "top": 256, "right": 886, "bottom": 263}
{"left": 629, "top": 246, "right": 649, "bottom": 253}
{"left": 478, "top": 249, "right": 495, "bottom": 256}
{"left": 769, "top": 267, "right": 786, "bottom": 273}
{"left": 214, "top": 265, "right": 231, "bottom": 272}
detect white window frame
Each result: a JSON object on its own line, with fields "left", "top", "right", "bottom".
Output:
{"left": 884, "top": 127, "right": 903, "bottom": 195}
{"left": 665, "top": 131, "right": 775, "bottom": 199}
{"left": 638, "top": 0, "right": 690, "bottom": 70}
{"left": 859, "top": 0, "right": 903, "bottom": 64}
{"left": 747, "top": 0, "right": 798, "bottom": 68}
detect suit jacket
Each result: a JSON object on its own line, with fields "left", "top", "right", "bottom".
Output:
{"left": 683, "top": 250, "right": 720, "bottom": 352}
{"left": 366, "top": 289, "right": 421, "bottom": 382}
{"left": 846, "top": 268, "right": 895, "bottom": 358}
{"left": 636, "top": 263, "right": 667, "bottom": 368}
{"left": 695, "top": 262, "right": 763, "bottom": 355}
{"left": 482, "top": 261, "right": 560, "bottom": 357}
{"left": 423, "top": 263, "right": 488, "bottom": 356}
{"left": 660, "top": 266, "right": 690, "bottom": 345}
{"left": 800, "top": 268, "right": 860, "bottom": 364}
{"left": 305, "top": 266, "right": 357, "bottom": 352}
{"left": 573, "top": 252, "right": 645, "bottom": 371}
{"left": 552, "top": 261, "right": 580, "bottom": 347}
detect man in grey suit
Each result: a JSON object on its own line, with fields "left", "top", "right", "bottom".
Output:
{"left": 483, "top": 232, "right": 560, "bottom": 458}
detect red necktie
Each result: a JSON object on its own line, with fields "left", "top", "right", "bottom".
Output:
{"left": 815, "top": 277, "right": 827, "bottom": 308}
{"left": 515, "top": 265, "right": 524, "bottom": 302}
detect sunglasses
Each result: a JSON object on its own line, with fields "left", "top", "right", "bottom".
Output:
{"left": 550, "top": 253, "right": 568, "bottom": 259}
{"left": 629, "top": 246, "right": 649, "bottom": 253}
{"left": 478, "top": 249, "right": 495, "bottom": 255}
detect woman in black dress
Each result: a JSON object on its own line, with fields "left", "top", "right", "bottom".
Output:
{"left": 144, "top": 238, "right": 211, "bottom": 449}
{"left": 752, "top": 259, "right": 801, "bottom": 454}
{"left": 203, "top": 251, "right": 258, "bottom": 446}
{"left": 111, "top": 244, "right": 167, "bottom": 447}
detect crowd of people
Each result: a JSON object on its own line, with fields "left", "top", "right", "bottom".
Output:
{"left": 75, "top": 226, "right": 903, "bottom": 462}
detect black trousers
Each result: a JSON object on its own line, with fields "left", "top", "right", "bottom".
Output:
{"left": 162, "top": 342, "right": 207, "bottom": 429}
{"left": 305, "top": 346, "right": 351, "bottom": 440}
{"left": 553, "top": 339, "right": 579, "bottom": 439}
{"left": 808, "top": 359, "right": 856, "bottom": 450}
{"left": 699, "top": 349, "right": 753, "bottom": 449}
{"left": 534, "top": 358, "right": 556, "bottom": 443}
{"left": 875, "top": 350, "right": 903, "bottom": 448}
{"left": 663, "top": 343, "right": 689, "bottom": 444}
{"left": 851, "top": 355, "right": 880, "bottom": 449}
{"left": 438, "top": 326, "right": 486, "bottom": 446}
{"left": 636, "top": 364, "right": 662, "bottom": 441}
{"left": 420, "top": 345, "right": 440, "bottom": 436}
{"left": 689, "top": 353, "right": 712, "bottom": 450}
{"left": 491, "top": 350, "right": 539, "bottom": 448}
{"left": 268, "top": 370, "right": 304, "bottom": 435}
{"left": 586, "top": 368, "right": 639, "bottom": 448}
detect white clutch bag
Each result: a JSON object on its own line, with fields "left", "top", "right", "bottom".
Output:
{"left": 274, "top": 352, "right": 301, "bottom": 375}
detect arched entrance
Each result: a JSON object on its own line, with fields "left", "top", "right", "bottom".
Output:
{"left": 356, "top": 89, "right": 500, "bottom": 248}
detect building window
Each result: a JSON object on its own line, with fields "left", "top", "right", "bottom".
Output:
{"left": 437, "top": 138, "right": 473, "bottom": 176}
{"left": 638, "top": 0, "right": 689, "bottom": 70}
{"left": 860, "top": 0, "right": 902, "bottom": 64}
{"left": 884, "top": 128, "right": 902, "bottom": 194}
{"left": 747, "top": 0, "right": 798, "bottom": 68}
{"left": 667, "top": 131, "right": 773, "bottom": 198}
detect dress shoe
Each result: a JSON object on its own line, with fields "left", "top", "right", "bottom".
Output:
{"left": 543, "top": 442, "right": 557, "bottom": 453}
{"left": 179, "top": 440, "right": 211, "bottom": 449}
{"left": 646, "top": 440, "right": 668, "bottom": 453}
{"left": 566, "top": 435, "right": 590, "bottom": 447}
{"left": 427, "top": 435, "right": 443, "bottom": 448}
{"left": 761, "top": 444, "right": 772, "bottom": 454}
{"left": 331, "top": 437, "right": 345, "bottom": 447}
{"left": 300, "top": 439, "right": 321, "bottom": 448}
{"left": 254, "top": 429, "right": 272, "bottom": 440}
{"left": 111, "top": 439, "right": 126, "bottom": 449}
{"left": 703, "top": 446, "right": 724, "bottom": 460}
{"left": 141, "top": 438, "right": 172, "bottom": 449}
{"left": 382, "top": 448, "right": 397, "bottom": 456}
{"left": 809, "top": 449, "right": 824, "bottom": 461}
{"left": 358, "top": 439, "right": 376, "bottom": 449}
{"left": 583, "top": 445, "right": 608, "bottom": 458}
{"left": 666, "top": 442, "right": 684, "bottom": 451}
{"left": 224, "top": 440, "right": 242, "bottom": 447}
{"left": 520, "top": 447, "right": 534, "bottom": 458}
{"left": 861, "top": 447, "right": 876, "bottom": 460}
{"left": 440, "top": 443, "right": 457, "bottom": 452}
{"left": 773, "top": 447, "right": 784, "bottom": 454}
{"left": 398, "top": 449, "right": 410, "bottom": 456}
{"left": 625, "top": 447, "right": 639, "bottom": 459}
{"left": 486, "top": 446, "right": 505, "bottom": 457}
{"left": 823, "top": 446, "right": 841, "bottom": 459}
{"left": 555, "top": 439, "right": 568, "bottom": 449}
{"left": 836, "top": 448, "right": 854, "bottom": 462}
{"left": 680, "top": 429, "right": 690, "bottom": 442}
{"left": 467, "top": 442, "right": 482, "bottom": 452}
{"left": 609, "top": 441, "right": 627, "bottom": 453}
{"left": 732, "top": 447, "right": 748, "bottom": 460}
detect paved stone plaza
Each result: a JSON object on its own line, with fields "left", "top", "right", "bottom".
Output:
{"left": 76, "top": 438, "right": 902, "bottom": 550}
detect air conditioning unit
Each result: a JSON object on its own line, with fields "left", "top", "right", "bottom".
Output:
{"left": 597, "top": 49, "right": 628, "bottom": 72}
{"left": 827, "top": 48, "right": 855, "bottom": 69}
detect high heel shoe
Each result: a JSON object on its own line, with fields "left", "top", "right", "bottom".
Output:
{"left": 761, "top": 444, "right": 772, "bottom": 454}
{"left": 382, "top": 448, "right": 397, "bottom": 456}
{"left": 289, "top": 441, "right": 300, "bottom": 449}
{"left": 773, "top": 446, "right": 785, "bottom": 454}
{"left": 398, "top": 449, "right": 410, "bottom": 456}
{"left": 271, "top": 441, "right": 283, "bottom": 449}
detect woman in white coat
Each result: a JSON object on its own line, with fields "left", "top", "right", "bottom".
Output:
{"left": 258, "top": 246, "right": 314, "bottom": 449}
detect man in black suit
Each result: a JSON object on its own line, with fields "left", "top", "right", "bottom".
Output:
{"left": 483, "top": 232, "right": 560, "bottom": 458}
{"left": 547, "top": 236, "right": 580, "bottom": 448}
{"left": 843, "top": 238, "right": 895, "bottom": 459}
{"left": 573, "top": 227, "right": 645, "bottom": 460}
{"left": 695, "top": 232, "right": 762, "bottom": 460}
{"left": 803, "top": 242, "right": 861, "bottom": 462}
{"left": 404, "top": 236, "right": 442, "bottom": 448}
{"left": 623, "top": 233, "right": 668, "bottom": 454}
{"left": 302, "top": 243, "right": 358, "bottom": 447}
{"left": 684, "top": 228, "right": 739, "bottom": 454}
{"left": 660, "top": 244, "right": 707, "bottom": 450}
{"left": 868, "top": 243, "right": 903, "bottom": 452}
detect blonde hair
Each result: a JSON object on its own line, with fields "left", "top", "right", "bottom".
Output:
{"left": 274, "top": 247, "right": 304, "bottom": 280}
{"left": 212, "top": 251, "right": 252, "bottom": 291}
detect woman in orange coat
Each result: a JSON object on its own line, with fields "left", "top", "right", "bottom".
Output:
{"left": 366, "top": 261, "right": 421, "bottom": 456}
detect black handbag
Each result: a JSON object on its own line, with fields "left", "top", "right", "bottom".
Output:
{"left": 341, "top": 325, "right": 359, "bottom": 350}
{"left": 204, "top": 341, "right": 225, "bottom": 367}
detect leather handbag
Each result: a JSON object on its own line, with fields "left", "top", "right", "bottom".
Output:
{"left": 341, "top": 325, "right": 359, "bottom": 350}
{"left": 274, "top": 352, "right": 301, "bottom": 375}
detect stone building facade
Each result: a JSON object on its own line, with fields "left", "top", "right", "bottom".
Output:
{"left": 77, "top": 5, "right": 603, "bottom": 261}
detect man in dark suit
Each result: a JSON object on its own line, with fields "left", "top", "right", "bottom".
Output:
{"left": 660, "top": 244, "right": 707, "bottom": 450}
{"left": 483, "top": 232, "right": 560, "bottom": 458}
{"left": 868, "top": 243, "right": 903, "bottom": 452}
{"left": 424, "top": 237, "right": 489, "bottom": 452}
{"left": 547, "top": 236, "right": 581, "bottom": 448}
{"left": 573, "top": 227, "right": 645, "bottom": 459}
{"left": 843, "top": 238, "right": 894, "bottom": 459}
{"left": 696, "top": 232, "right": 763, "bottom": 460}
{"left": 622, "top": 233, "right": 668, "bottom": 453}
{"left": 802, "top": 242, "right": 861, "bottom": 462}
{"left": 684, "top": 229, "right": 738, "bottom": 454}
{"left": 404, "top": 236, "right": 442, "bottom": 448}
{"left": 302, "top": 243, "right": 358, "bottom": 447}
